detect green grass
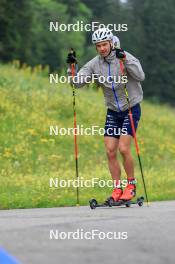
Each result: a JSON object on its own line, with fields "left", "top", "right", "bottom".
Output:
{"left": 0, "top": 62, "right": 175, "bottom": 209}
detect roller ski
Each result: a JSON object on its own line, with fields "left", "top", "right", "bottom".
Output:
{"left": 89, "top": 179, "right": 144, "bottom": 209}
{"left": 89, "top": 196, "right": 144, "bottom": 209}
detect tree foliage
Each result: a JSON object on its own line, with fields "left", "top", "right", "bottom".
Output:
{"left": 0, "top": 0, "right": 174, "bottom": 103}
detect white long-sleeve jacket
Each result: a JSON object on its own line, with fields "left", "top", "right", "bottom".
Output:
{"left": 68, "top": 50, "right": 145, "bottom": 111}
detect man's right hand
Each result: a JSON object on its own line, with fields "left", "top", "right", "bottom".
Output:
{"left": 66, "top": 49, "right": 77, "bottom": 64}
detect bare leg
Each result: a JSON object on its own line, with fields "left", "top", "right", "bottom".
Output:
{"left": 119, "top": 135, "right": 134, "bottom": 179}
{"left": 104, "top": 137, "right": 121, "bottom": 182}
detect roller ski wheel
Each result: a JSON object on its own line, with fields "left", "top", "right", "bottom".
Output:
{"left": 137, "top": 196, "right": 144, "bottom": 207}
{"left": 106, "top": 197, "right": 114, "bottom": 207}
{"left": 89, "top": 199, "right": 98, "bottom": 209}
{"left": 125, "top": 200, "right": 131, "bottom": 207}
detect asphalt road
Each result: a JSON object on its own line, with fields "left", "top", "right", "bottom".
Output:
{"left": 0, "top": 201, "right": 175, "bottom": 264}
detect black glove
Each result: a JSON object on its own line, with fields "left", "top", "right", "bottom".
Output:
{"left": 115, "top": 48, "right": 126, "bottom": 59}
{"left": 66, "top": 49, "right": 77, "bottom": 64}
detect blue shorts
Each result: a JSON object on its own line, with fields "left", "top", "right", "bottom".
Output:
{"left": 104, "top": 104, "right": 141, "bottom": 138}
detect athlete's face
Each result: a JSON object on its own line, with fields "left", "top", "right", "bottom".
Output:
{"left": 96, "top": 41, "right": 112, "bottom": 57}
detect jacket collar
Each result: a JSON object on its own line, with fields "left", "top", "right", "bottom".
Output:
{"left": 99, "top": 50, "right": 116, "bottom": 64}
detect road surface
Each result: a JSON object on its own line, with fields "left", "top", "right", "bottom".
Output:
{"left": 0, "top": 201, "right": 175, "bottom": 264}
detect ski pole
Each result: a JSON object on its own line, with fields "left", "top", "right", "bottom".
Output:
{"left": 119, "top": 60, "right": 149, "bottom": 206}
{"left": 71, "top": 63, "right": 79, "bottom": 206}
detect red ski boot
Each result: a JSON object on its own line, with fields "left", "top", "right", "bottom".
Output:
{"left": 120, "top": 178, "right": 136, "bottom": 201}
{"left": 111, "top": 187, "right": 123, "bottom": 202}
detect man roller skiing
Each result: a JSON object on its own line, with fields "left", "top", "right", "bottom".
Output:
{"left": 67, "top": 28, "right": 145, "bottom": 202}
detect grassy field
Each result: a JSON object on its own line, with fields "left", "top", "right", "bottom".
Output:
{"left": 0, "top": 62, "right": 175, "bottom": 209}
